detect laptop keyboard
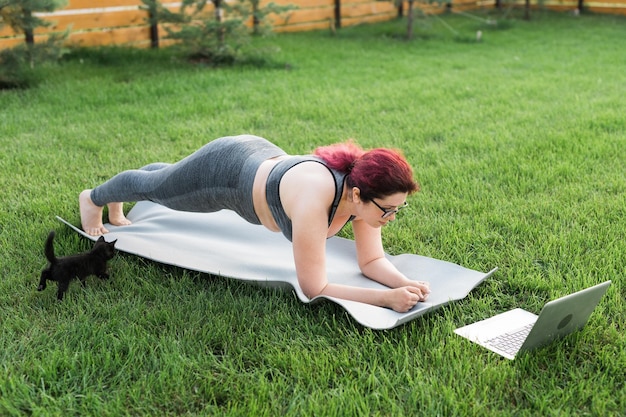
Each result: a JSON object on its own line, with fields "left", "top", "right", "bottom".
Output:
{"left": 485, "top": 323, "right": 534, "bottom": 356}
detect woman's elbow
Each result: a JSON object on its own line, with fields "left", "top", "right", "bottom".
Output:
{"left": 301, "top": 282, "right": 327, "bottom": 300}
{"left": 358, "top": 258, "right": 379, "bottom": 276}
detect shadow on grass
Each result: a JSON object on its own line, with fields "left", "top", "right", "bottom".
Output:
{"left": 63, "top": 45, "right": 292, "bottom": 72}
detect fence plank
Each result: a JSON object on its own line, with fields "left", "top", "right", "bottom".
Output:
{"left": 0, "top": 37, "right": 23, "bottom": 50}
{"left": 66, "top": 26, "right": 152, "bottom": 47}
{"left": 36, "top": 9, "right": 147, "bottom": 34}
{"left": 272, "top": 7, "right": 334, "bottom": 25}
{"left": 65, "top": 0, "right": 145, "bottom": 10}
{"left": 263, "top": 0, "right": 334, "bottom": 7}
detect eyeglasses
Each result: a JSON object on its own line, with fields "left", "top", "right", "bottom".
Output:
{"left": 369, "top": 199, "right": 408, "bottom": 219}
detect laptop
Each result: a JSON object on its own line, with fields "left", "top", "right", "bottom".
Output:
{"left": 454, "top": 281, "right": 611, "bottom": 360}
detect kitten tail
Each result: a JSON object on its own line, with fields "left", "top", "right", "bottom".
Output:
{"left": 44, "top": 231, "right": 57, "bottom": 265}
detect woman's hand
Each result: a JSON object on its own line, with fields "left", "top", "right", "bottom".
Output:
{"left": 387, "top": 283, "right": 430, "bottom": 313}
{"left": 408, "top": 280, "right": 430, "bottom": 298}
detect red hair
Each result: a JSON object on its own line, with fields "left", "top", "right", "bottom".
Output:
{"left": 314, "top": 140, "right": 419, "bottom": 199}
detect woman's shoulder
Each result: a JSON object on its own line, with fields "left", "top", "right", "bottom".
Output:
{"left": 281, "top": 158, "right": 336, "bottom": 188}
{"left": 275, "top": 157, "right": 341, "bottom": 215}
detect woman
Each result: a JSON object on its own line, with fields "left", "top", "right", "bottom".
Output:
{"left": 79, "top": 134, "right": 430, "bottom": 312}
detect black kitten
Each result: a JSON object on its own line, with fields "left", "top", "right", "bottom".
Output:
{"left": 37, "top": 231, "right": 117, "bottom": 300}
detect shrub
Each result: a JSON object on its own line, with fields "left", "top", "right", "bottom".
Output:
{"left": 153, "top": 0, "right": 296, "bottom": 65}
{"left": 0, "top": 0, "right": 67, "bottom": 88}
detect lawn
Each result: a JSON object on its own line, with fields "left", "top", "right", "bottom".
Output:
{"left": 0, "top": 9, "right": 624, "bottom": 416}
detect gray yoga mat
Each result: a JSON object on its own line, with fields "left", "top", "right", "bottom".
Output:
{"left": 58, "top": 201, "right": 497, "bottom": 329}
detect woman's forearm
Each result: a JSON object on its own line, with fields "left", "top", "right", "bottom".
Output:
{"left": 359, "top": 257, "right": 412, "bottom": 288}
{"left": 318, "top": 282, "right": 425, "bottom": 313}
{"left": 318, "top": 282, "right": 390, "bottom": 308}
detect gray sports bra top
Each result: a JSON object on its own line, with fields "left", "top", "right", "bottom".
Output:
{"left": 265, "top": 156, "right": 353, "bottom": 242}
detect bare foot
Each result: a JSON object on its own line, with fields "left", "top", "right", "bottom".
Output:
{"left": 107, "top": 202, "right": 132, "bottom": 226}
{"left": 79, "top": 190, "right": 109, "bottom": 235}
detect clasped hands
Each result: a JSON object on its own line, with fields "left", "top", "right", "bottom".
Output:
{"left": 388, "top": 280, "right": 430, "bottom": 313}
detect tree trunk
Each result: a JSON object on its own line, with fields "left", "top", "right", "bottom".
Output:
{"left": 252, "top": 1, "right": 260, "bottom": 34}
{"left": 213, "top": 0, "right": 224, "bottom": 44}
{"left": 23, "top": 8, "right": 34, "bottom": 44}
{"left": 407, "top": 0, "right": 414, "bottom": 40}
{"left": 149, "top": 6, "right": 159, "bottom": 48}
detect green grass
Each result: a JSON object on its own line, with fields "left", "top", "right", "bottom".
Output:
{"left": 1, "top": 10, "right": 625, "bottom": 416}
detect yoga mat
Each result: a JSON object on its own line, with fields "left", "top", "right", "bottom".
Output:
{"left": 58, "top": 201, "right": 497, "bottom": 330}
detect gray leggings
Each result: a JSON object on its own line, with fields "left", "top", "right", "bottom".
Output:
{"left": 90, "top": 135, "right": 286, "bottom": 225}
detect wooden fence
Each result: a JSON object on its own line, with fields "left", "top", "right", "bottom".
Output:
{"left": 0, "top": 0, "right": 624, "bottom": 51}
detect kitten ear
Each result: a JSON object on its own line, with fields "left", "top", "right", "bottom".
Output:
{"left": 110, "top": 239, "right": 117, "bottom": 246}
{"left": 97, "top": 236, "right": 106, "bottom": 242}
